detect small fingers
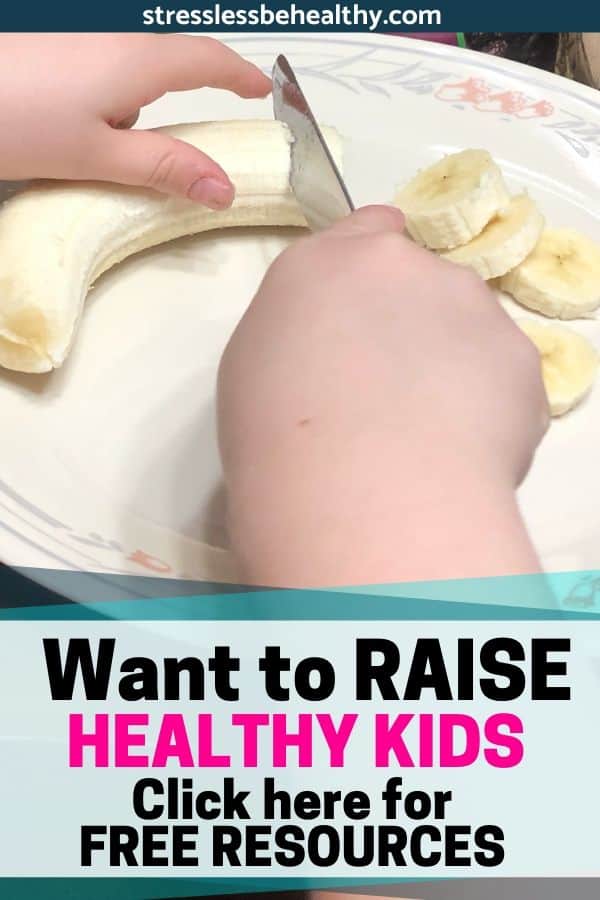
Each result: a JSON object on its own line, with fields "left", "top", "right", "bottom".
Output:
{"left": 147, "top": 34, "right": 271, "bottom": 99}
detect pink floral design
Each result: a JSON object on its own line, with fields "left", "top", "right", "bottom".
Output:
{"left": 435, "top": 77, "right": 490, "bottom": 104}
{"left": 435, "top": 77, "right": 555, "bottom": 120}
{"left": 515, "top": 100, "right": 555, "bottom": 119}
{"left": 475, "top": 91, "right": 529, "bottom": 114}
{"left": 127, "top": 548, "right": 173, "bottom": 574}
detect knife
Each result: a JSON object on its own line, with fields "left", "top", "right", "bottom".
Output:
{"left": 272, "top": 54, "right": 354, "bottom": 231}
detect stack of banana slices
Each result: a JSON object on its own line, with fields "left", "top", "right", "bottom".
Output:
{"left": 395, "top": 149, "right": 600, "bottom": 417}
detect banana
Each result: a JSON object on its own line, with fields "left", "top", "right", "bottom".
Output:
{"left": 518, "top": 319, "right": 598, "bottom": 416}
{"left": 440, "top": 193, "right": 544, "bottom": 280}
{"left": 0, "top": 120, "right": 342, "bottom": 374}
{"left": 501, "top": 228, "right": 600, "bottom": 320}
{"left": 394, "top": 149, "right": 510, "bottom": 250}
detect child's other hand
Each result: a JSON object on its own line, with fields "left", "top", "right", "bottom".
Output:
{"left": 0, "top": 34, "right": 271, "bottom": 208}
{"left": 218, "top": 206, "right": 549, "bottom": 586}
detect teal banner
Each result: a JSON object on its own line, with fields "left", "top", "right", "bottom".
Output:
{"left": 0, "top": 569, "right": 600, "bottom": 888}
{"left": 2, "top": 567, "right": 600, "bottom": 620}
{"left": 0, "top": 1, "right": 597, "bottom": 32}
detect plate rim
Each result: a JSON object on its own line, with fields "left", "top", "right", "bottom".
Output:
{"left": 1, "top": 30, "right": 599, "bottom": 586}
{"left": 219, "top": 32, "right": 600, "bottom": 111}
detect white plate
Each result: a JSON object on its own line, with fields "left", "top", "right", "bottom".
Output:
{"left": 1, "top": 33, "right": 599, "bottom": 584}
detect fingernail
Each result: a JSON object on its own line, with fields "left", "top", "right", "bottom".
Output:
{"left": 188, "top": 177, "right": 234, "bottom": 209}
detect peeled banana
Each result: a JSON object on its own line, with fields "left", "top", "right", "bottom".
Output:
{"left": 501, "top": 228, "right": 600, "bottom": 319}
{"left": 441, "top": 193, "right": 544, "bottom": 280}
{"left": 0, "top": 120, "right": 341, "bottom": 374}
{"left": 394, "top": 149, "right": 510, "bottom": 250}
{"left": 518, "top": 319, "right": 598, "bottom": 415}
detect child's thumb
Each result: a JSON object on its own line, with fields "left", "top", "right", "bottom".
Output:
{"left": 91, "top": 128, "right": 235, "bottom": 208}
{"left": 327, "top": 204, "right": 405, "bottom": 236}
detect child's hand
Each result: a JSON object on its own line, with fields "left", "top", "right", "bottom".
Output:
{"left": 0, "top": 34, "right": 270, "bottom": 208}
{"left": 217, "top": 206, "right": 549, "bottom": 586}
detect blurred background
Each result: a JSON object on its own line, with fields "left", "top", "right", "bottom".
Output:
{"left": 407, "top": 33, "right": 599, "bottom": 89}
{"left": 464, "top": 33, "right": 600, "bottom": 89}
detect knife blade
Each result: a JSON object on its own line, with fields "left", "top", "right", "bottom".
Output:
{"left": 272, "top": 54, "right": 354, "bottom": 231}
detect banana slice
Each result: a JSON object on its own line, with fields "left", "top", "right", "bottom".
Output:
{"left": 441, "top": 193, "right": 544, "bottom": 280}
{"left": 518, "top": 319, "right": 598, "bottom": 416}
{"left": 501, "top": 228, "right": 600, "bottom": 319}
{"left": 0, "top": 120, "right": 342, "bottom": 374}
{"left": 394, "top": 149, "right": 510, "bottom": 250}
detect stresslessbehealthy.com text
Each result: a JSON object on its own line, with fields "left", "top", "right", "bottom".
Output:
{"left": 142, "top": 3, "right": 443, "bottom": 31}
